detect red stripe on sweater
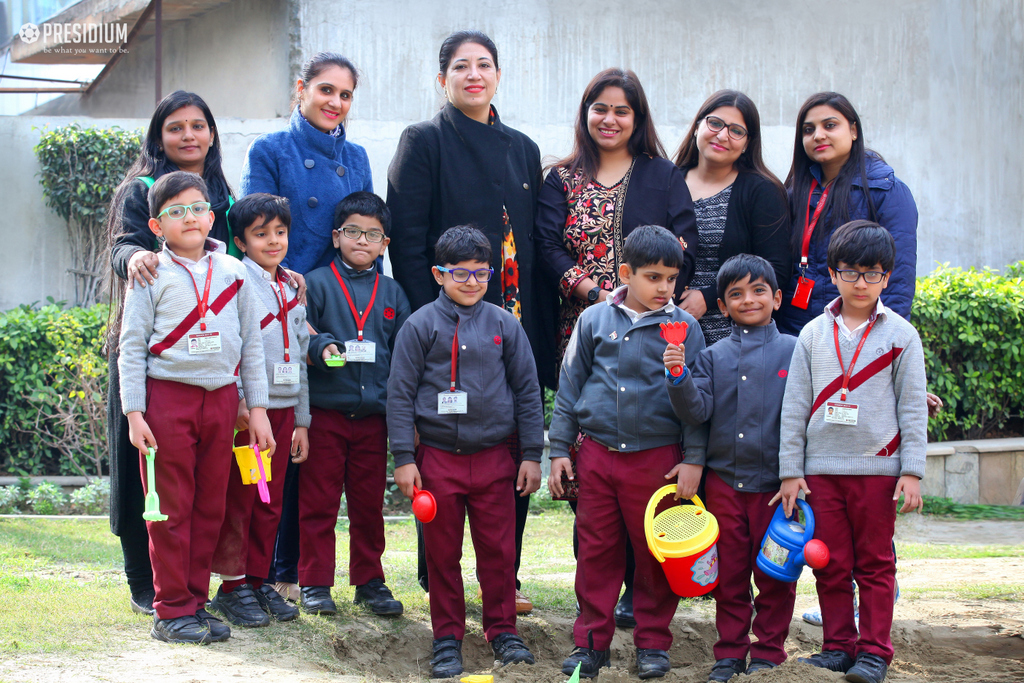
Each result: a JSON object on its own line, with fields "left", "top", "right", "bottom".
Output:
{"left": 810, "top": 346, "right": 905, "bottom": 415}
{"left": 876, "top": 431, "right": 901, "bottom": 457}
{"left": 259, "top": 296, "right": 299, "bottom": 330}
{"left": 150, "top": 280, "right": 243, "bottom": 355}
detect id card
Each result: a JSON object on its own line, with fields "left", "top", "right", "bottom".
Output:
{"left": 273, "top": 362, "right": 300, "bottom": 385}
{"left": 344, "top": 340, "right": 376, "bottom": 363}
{"left": 792, "top": 275, "right": 814, "bottom": 309}
{"left": 187, "top": 332, "right": 221, "bottom": 354}
{"left": 437, "top": 390, "right": 468, "bottom": 414}
{"left": 824, "top": 401, "right": 858, "bottom": 425}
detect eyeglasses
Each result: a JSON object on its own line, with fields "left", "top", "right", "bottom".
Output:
{"left": 339, "top": 226, "right": 385, "bottom": 243}
{"left": 834, "top": 269, "right": 888, "bottom": 284}
{"left": 157, "top": 202, "right": 211, "bottom": 220}
{"left": 705, "top": 115, "right": 747, "bottom": 140}
{"left": 435, "top": 265, "right": 493, "bottom": 283}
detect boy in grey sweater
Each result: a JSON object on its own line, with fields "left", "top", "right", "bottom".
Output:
{"left": 773, "top": 221, "right": 927, "bottom": 683}
{"left": 119, "top": 172, "right": 274, "bottom": 645}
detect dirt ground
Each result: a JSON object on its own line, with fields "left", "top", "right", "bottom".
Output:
{"left": 3, "top": 516, "right": 1023, "bottom": 683}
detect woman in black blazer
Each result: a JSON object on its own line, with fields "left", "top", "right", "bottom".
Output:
{"left": 674, "top": 90, "right": 791, "bottom": 344}
{"left": 386, "top": 29, "right": 555, "bottom": 621}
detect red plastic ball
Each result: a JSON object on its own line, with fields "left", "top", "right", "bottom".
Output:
{"left": 804, "top": 539, "right": 830, "bottom": 569}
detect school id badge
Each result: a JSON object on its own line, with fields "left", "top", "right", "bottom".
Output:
{"left": 824, "top": 401, "right": 858, "bottom": 426}
{"left": 187, "top": 332, "right": 221, "bottom": 354}
{"left": 437, "top": 390, "right": 468, "bottom": 414}
{"left": 344, "top": 340, "right": 376, "bottom": 363}
{"left": 273, "top": 362, "right": 300, "bottom": 385}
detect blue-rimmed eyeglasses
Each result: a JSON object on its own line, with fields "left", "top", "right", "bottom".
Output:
{"left": 435, "top": 266, "right": 494, "bottom": 283}
{"left": 157, "top": 202, "right": 211, "bottom": 220}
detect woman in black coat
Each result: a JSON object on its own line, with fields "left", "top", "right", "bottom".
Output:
{"left": 386, "top": 30, "right": 556, "bottom": 616}
{"left": 673, "top": 90, "right": 791, "bottom": 344}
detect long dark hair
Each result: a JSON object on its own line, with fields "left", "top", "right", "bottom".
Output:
{"left": 553, "top": 68, "right": 665, "bottom": 184}
{"left": 785, "top": 92, "right": 880, "bottom": 253}
{"left": 104, "top": 90, "right": 231, "bottom": 348}
{"left": 674, "top": 89, "right": 784, "bottom": 197}
{"left": 293, "top": 51, "right": 359, "bottom": 111}
{"left": 439, "top": 30, "right": 499, "bottom": 73}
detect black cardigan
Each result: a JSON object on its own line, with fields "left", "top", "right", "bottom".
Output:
{"left": 693, "top": 171, "right": 792, "bottom": 310}
{"left": 535, "top": 154, "right": 698, "bottom": 298}
{"left": 386, "top": 103, "right": 558, "bottom": 389}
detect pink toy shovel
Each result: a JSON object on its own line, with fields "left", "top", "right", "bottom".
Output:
{"left": 254, "top": 444, "right": 271, "bottom": 504}
{"left": 659, "top": 321, "right": 689, "bottom": 376}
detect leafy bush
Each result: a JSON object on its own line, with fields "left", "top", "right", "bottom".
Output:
{"left": 915, "top": 265, "right": 1024, "bottom": 440}
{"left": 68, "top": 479, "right": 110, "bottom": 515}
{"left": 27, "top": 482, "right": 67, "bottom": 515}
{"left": 0, "top": 301, "right": 109, "bottom": 476}
{"left": 34, "top": 123, "right": 142, "bottom": 306}
{"left": 0, "top": 486, "right": 23, "bottom": 514}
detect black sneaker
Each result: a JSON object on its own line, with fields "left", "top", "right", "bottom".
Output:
{"left": 637, "top": 648, "right": 670, "bottom": 679}
{"left": 845, "top": 653, "right": 888, "bottom": 683}
{"left": 354, "top": 578, "right": 404, "bottom": 616}
{"left": 561, "top": 646, "right": 611, "bottom": 678}
{"left": 210, "top": 584, "right": 270, "bottom": 627}
{"left": 150, "top": 614, "right": 212, "bottom": 644}
{"left": 614, "top": 588, "right": 636, "bottom": 629}
{"left": 195, "top": 608, "right": 232, "bottom": 641}
{"left": 799, "top": 650, "right": 855, "bottom": 673}
{"left": 253, "top": 583, "right": 299, "bottom": 622}
{"left": 745, "top": 658, "right": 776, "bottom": 674}
{"left": 491, "top": 632, "right": 535, "bottom": 666}
{"left": 430, "top": 636, "right": 463, "bottom": 678}
{"left": 130, "top": 589, "right": 156, "bottom": 615}
{"left": 707, "top": 658, "right": 745, "bottom": 681}
{"left": 300, "top": 585, "right": 337, "bottom": 615}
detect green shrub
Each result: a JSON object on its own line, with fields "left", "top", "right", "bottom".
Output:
{"left": 0, "top": 486, "right": 23, "bottom": 514}
{"left": 68, "top": 479, "right": 110, "bottom": 515}
{"left": 914, "top": 265, "right": 1024, "bottom": 440}
{"left": 27, "top": 482, "right": 67, "bottom": 515}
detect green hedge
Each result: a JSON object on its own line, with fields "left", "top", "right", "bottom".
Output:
{"left": 916, "top": 263, "right": 1024, "bottom": 440}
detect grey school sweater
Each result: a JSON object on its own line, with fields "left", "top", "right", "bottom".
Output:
{"left": 119, "top": 239, "right": 269, "bottom": 414}
{"left": 778, "top": 298, "right": 928, "bottom": 480}
{"left": 238, "top": 256, "right": 311, "bottom": 427}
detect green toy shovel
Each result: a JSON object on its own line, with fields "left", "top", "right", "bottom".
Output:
{"left": 142, "top": 447, "right": 168, "bottom": 522}
{"left": 567, "top": 662, "right": 581, "bottom": 683}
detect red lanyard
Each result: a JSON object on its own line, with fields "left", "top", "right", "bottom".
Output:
{"left": 330, "top": 263, "right": 379, "bottom": 341}
{"left": 800, "top": 179, "right": 832, "bottom": 269}
{"left": 273, "top": 271, "right": 291, "bottom": 362}
{"left": 171, "top": 256, "right": 214, "bottom": 331}
{"left": 450, "top": 320, "right": 460, "bottom": 391}
{"left": 833, "top": 317, "right": 875, "bottom": 401}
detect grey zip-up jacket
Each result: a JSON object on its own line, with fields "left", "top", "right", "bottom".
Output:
{"left": 548, "top": 291, "right": 705, "bottom": 459}
{"left": 387, "top": 290, "right": 544, "bottom": 467}
{"left": 667, "top": 321, "right": 796, "bottom": 493}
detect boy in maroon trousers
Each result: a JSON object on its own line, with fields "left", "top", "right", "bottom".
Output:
{"left": 664, "top": 254, "right": 798, "bottom": 681}
{"left": 388, "top": 226, "right": 543, "bottom": 679}
{"left": 549, "top": 226, "right": 705, "bottom": 680}
{"left": 119, "top": 172, "right": 275, "bottom": 644}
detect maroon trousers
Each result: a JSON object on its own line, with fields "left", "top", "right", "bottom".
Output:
{"left": 211, "top": 407, "right": 295, "bottom": 580}
{"left": 574, "top": 437, "right": 682, "bottom": 651}
{"left": 705, "top": 470, "right": 796, "bottom": 664}
{"left": 806, "top": 474, "right": 898, "bottom": 664}
{"left": 298, "top": 408, "right": 387, "bottom": 587}
{"left": 140, "top": 378, "right": 238, "bottom": 620}
{"left": 418, "top": 443, "right": 517, "bottom": 641}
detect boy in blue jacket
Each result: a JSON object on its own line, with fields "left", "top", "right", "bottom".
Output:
{"left": 664, "top": 254, "right": 798, "bottom": 681}
{"left": 549, "top": 225, "right": 704, "bottom": 680}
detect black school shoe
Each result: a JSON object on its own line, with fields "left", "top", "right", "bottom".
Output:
{"left": 707, "top": 658, "right": 745, "bottom": 681}
{"left": 636, "top": 648, "right": 671, "bottom": 679}
{"left": 195, "top": 608, "right": 232, "bottom": 641}
{"left": 430, "top": 636, "right": 463, "bottom": 678}
{"left": 150, "top": 614, "right": 212, "bottom": 644}
{"left": 210, "top": 584, "right": 271, "bottom": 627}
{"left": 491, "top": 632, "right": 535, "bottom": 666}
{"left": 254, "top": 583, "right": 299, "bottom": 621}
{"left": 300, "top": 585, "right": 337, "bottom": 615}
{"left": 130, "top": 589, "right": 156, "bottom": 615}
{"left": 799, "top": 650, "right": 855, "bottom": 673}
{"left": 353, "top": 578, "right": 404, "bottom": 616}
{"left": 614, "top": 588, "right": 637, "bottom": 629}
{"left": 745, "top": 658, "right": 776, "bottom": 674}
{"left": 561, "top": 646, "right": 611, "bottom": 678}
{"left": 845, "top": 653, "right": 888, "bottom": 683}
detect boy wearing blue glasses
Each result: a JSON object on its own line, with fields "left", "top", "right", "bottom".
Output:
{"left": 774, "top": 220, "right": 927, "bottom": 683}
{"left": 118, "top": 171, "right": 274, "bottom": 644}
{"left": 295, "top": 191, "right": 410, "bottom": 618}
{"left": 387, "top": 225, "right": 543, "bottom": 679}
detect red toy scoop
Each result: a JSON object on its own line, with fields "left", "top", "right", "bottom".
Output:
{"left": 803, "top": 539, "right": 830, "bottom": 569}
{"left": 659, "top": 321, "right": 689, "bottom": 376}
{"left": 412, "top": 486, "right": 437, "bottom": 523}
